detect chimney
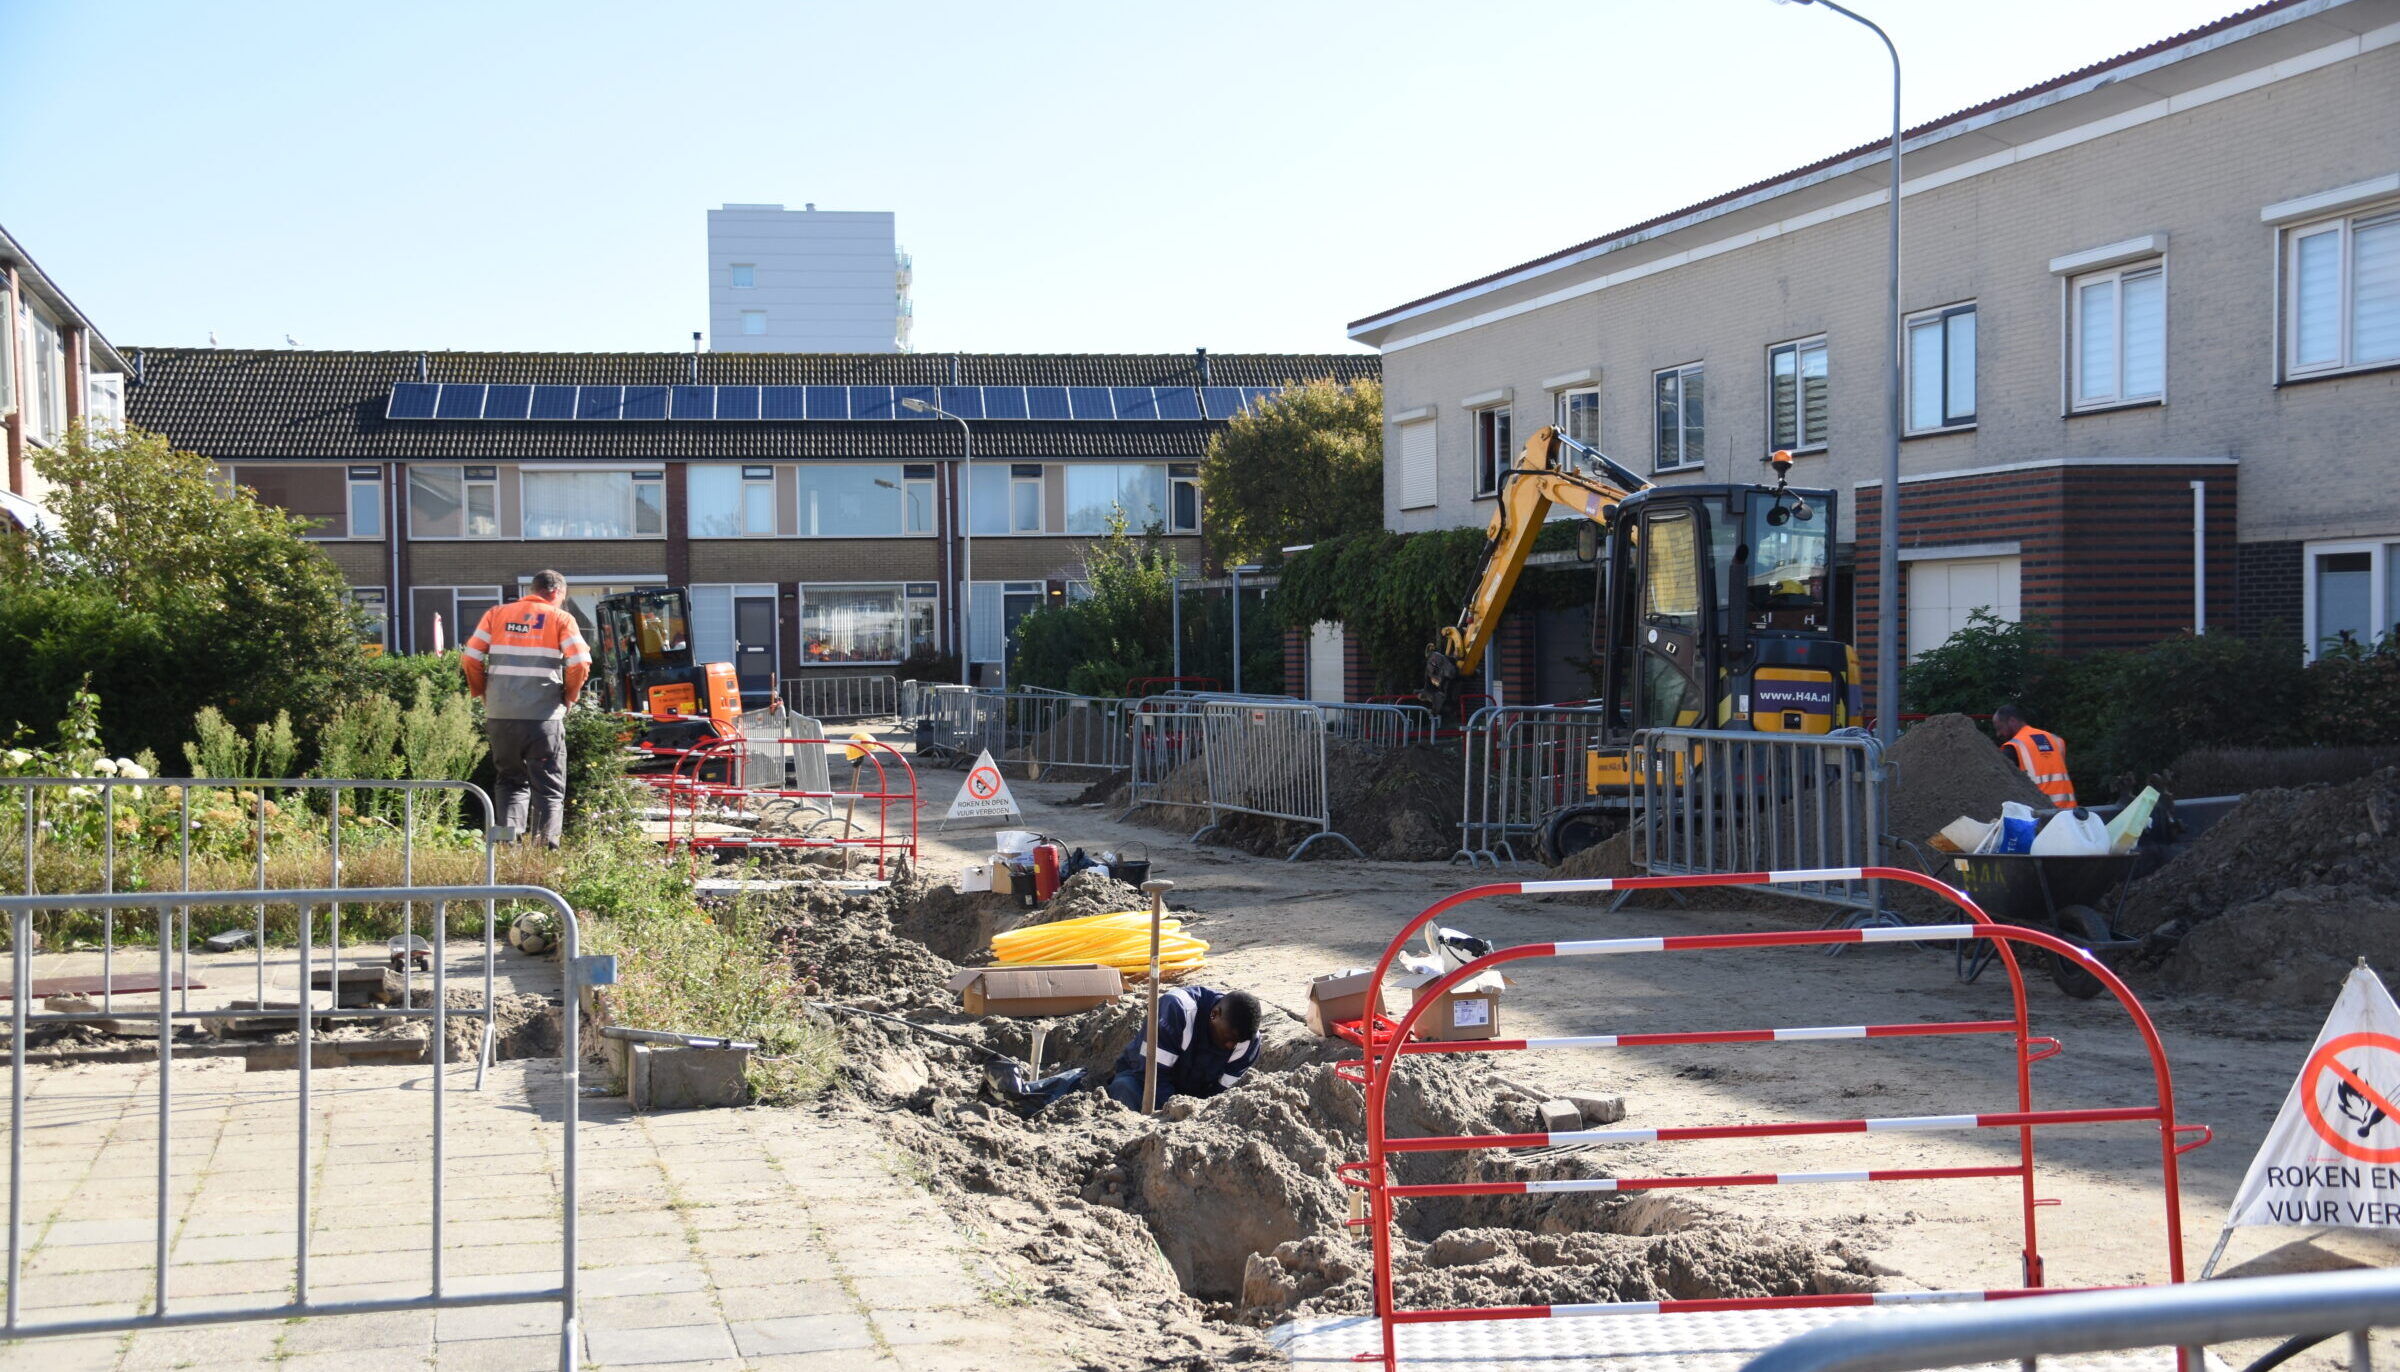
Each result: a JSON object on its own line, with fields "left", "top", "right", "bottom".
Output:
{"left": 417, "top": 353, "right": 428, "bottom": 381}
{"left": 1196, "top": 347, "right": 1211, "bottom": 385}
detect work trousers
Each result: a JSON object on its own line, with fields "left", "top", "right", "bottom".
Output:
{"left": 487, "top": 716, "right": 567, "bottom": 847}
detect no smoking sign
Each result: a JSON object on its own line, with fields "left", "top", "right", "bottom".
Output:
{"left": 2301, "top": 1032, "right": 2400, "bottom": 1164}
{"left": 966, "top": 766, "right": 1004, "bottom": 801}
{"left": 945, "top": 749, "right": 1020, "bottom": 821}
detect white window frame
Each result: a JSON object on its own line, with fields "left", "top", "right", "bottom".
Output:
{"left": 1169, "top": 463, "right": 1201, "bottom": 535}
{"left": 407, "top": 465, "right": 502, "bottom": 541}
{"left": 346, "top": 466, "right": 384, "bottom": 540}
{"left": 1905, "top": 303, "right": 1978, "bottom": 435}
{"left": 351, "top": 587, "right": 389, "bottom": 650}
{"left": 2067, "top": 262, "right": 2166, "bottom": 411}
{"left": 0, "top": 297, "right": 15, "bottom": 418}
{"left": 1471, "top": 406, "right": 1512, "bottom": 499}
{"left": 969, "top": 580, "right": 1044, "bottom": 664}
{"left": 1554, "top": 386, "right": 1600, "bottom": 448}
{"left": 1063, "top": 462, "right": 1175, "bottom": 535}
{"left": 730, "top": 263, "right": 756, "bottom": 290}
{"left": 740, "top": 310, "right": 767, "bottom": 336}
{"left": 904, "top": 471, "right": 937, "bottom": 535}
{"left": 799, "top": 582, "right": 937, "bottom": 667}
{"left": 517, "top": 465, "right": 665, "bottom": 541}
{"left": 2302, "top": 536, "right": 2400, "bottom": 662}
{"left": 1396, "top": 418, "right": 1436, "bottom": 511}
{"left": 417, "top": 585, "right": 504, "bottom": 653}
{"left": 1766, "top": 336, "right": 1829, "bottom": 454}
{"left": 2282, "top": 206, "right": 2400, "bottom": 380}
{"left": 1652, "top": 363, "right": 1704, "bottom": 473}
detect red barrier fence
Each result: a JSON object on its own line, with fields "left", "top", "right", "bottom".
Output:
{"left": 656, "top": 735, "right": 918, "bottom": 877}
{"left": 1333, "top": 866, "right": 2209, "bottom": 1371}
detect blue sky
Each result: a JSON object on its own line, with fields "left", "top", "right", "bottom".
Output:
{"left": 4, "top": 0, "right": 2246, "bottom": 355}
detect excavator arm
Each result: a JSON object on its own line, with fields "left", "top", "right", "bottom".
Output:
{"left": 1425, "top": 425, "right": 1652, "bottom": 717}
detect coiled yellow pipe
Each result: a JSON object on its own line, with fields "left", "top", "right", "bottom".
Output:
{"left": 989, "top": 910, "right": 1209, "bottom": 979}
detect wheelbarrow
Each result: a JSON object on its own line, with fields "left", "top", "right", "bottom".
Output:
{"left": 1951, "top": 851, "right": 2144, "bottom": 999}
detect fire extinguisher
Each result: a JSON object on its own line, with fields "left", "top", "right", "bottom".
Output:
{"left": 1032, "top": 842, "right": 1063, "bottom": 904}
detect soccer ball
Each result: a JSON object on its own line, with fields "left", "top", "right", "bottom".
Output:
{"left": 508, "top": 911, "right": 560, "bottom": 957}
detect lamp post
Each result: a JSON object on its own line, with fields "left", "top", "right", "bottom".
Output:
{"left": 1229, "top": 563, "right": 1262, "bottom": 694}
{"left": 901, "top": 398, "right": 973, "bottom": 686}
{"left": 1778, "top": 0, "right": 1902, "bottom": 744}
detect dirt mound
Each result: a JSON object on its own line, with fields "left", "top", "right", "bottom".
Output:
{"left": 2121, "top": 768, "right": 2400, "bottom": 1005}
{"left": 756, "top": 877, "right": 959, "bottom": 1010}
{"left": 1131, "top": 743, "right": 1463, "bottom": 861}
{"left": 1883, "top": 713, "right": 2049, "bottom": 854}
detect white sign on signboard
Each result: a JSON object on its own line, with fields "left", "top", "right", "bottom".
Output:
{"left": 2223, "top": 964, "right": 2400, "bottom": 1234}
{"left": 946, "top": 749, "right": 1021, "bottom": 821}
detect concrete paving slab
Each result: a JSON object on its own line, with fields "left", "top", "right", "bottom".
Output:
{"left": 584, "top": 1321, "right": 739, "bottom": 1365}
{"left": 728, "top": 1311, "right": 879, "bottom": 1358}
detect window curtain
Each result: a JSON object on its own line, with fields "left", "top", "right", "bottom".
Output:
{"left": 523, "top": 471, "right": 629, "bottom": 538}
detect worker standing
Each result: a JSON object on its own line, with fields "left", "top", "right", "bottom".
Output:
{"left": 1104, "top": 987, "right": 1261, "bottom": 1110}
{"left": 461, "top": 570, "right": 590, "bottom": 848}
{"left": 1993, "top": 704, "right": 2077, "bottom": 810}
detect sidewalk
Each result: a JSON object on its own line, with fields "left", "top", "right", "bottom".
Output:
{"left": 0, "top": 1057, "right": 1078, "bottom": 1371}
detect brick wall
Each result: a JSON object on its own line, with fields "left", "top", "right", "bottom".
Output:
{"left": 1342, "top": 626, "right": 1370, "bottom": 702}
{"left": 407, "top": 540, "right": 665, "bottom": 584}
{"left": 1495, "top": 610, "right": 1537, "bottom": 707}
{"left": 2237, "top": 540, "right": 2303, "bottom": 641}
{"left": 688, "top": 540, "right": 941, "bottom": 584}
{"left": 1282, "top": 626, "right": 1306, "bottom": 696}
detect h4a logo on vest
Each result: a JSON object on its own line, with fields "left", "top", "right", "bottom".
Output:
{"left": 2223, "top": 963, "right": 2400, "bottom": 1232}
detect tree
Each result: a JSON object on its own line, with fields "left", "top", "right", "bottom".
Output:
{"left": 1011, "top": 515, "right": 1186, "bottom": 696}
{"left": 0, "top": 423, "right": 368, "bottom": 764}
{"left": 1198, "top": 376, "right": 1383, "bottom": 567}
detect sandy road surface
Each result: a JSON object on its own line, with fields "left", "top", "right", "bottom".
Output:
{"left": 902, "top": 764, "right": 2400, "bottom": 1367}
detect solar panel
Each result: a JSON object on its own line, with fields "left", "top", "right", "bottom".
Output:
{"left": 621, "top": 386, "right": 670, "bottom": 421}
{"left": 576, "top": 386, "right": 623, "bottom": 420}
{"left": 1067, "top": 387, "right": 1115, "bottom": 420}
{"left": 482, "top": 384, "right": 532, "bottom": 420}
{"left": 1153, "top": 388, "right": 1202, "bottom": 420}
{"left": 894, "top": 385, "right": 938, "bottom": 418}
{"left": 1112, "top": 387, "right": 1157, "bottom": 419}
{"left": 981, "top": 386, "right": 1027, "bottom": 420}
{"left": 851, "top": 387, "right": 898, "bottom": 421}
{"left": 1026, "top": 387, "right": 1071, "bottom": 420}
{"left": 715, "top": 386, "right": 760, "bottom": 420}
{"left": 762, "top": 387, "right": 808, "bottom": 420}
{"left": 434, "top": 384, "right": 486, "bottom": 420}
{"left": 529, "top": 385, "right": 578, "bottom": 420}
{"left": 1201, "top": 387, "right": 1246, "bottom": 419}
{"left": 798, "top": 386, "right": 843, "bottom": 420}
{"left": 1244, "top": 387, "right": 1280, "bottom": 412}
{"left": 938, "top": 386, "right": 983, "bottom": 420}
{"left": 671, "top": 385, "right": 716, "bottom": 421}
{"left": 386, "top": 383, "right": 439, "bottom": 420}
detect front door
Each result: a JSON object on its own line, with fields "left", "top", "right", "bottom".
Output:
{"left": 733, "top": 595, "right": 777, "bottom": 707}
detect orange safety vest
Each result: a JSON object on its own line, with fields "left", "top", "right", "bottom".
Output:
{"left": 462, "top": 596, "right": 591, "bottom": 722}
{"left": 2003, "top": 727, "right": 2077, "bottom": 810}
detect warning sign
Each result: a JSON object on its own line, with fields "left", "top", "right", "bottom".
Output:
{"left": 945, "top": 749, "right": 1021, "bottom": 821}
{"left": 2225, "top": 964, "right": 2400, "bottom": 1230}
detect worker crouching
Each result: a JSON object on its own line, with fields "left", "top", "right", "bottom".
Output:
{"left": 1106, "top": 987, "right": 1261, "bottom": 1111}
{"left": 1993, "top": 703, "right": 2077, "bottom": 811}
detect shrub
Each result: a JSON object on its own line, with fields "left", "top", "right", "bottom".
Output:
{"left": 1011, "top": 516, "right": 1186, "bottom": 695}
{"left": 183, "top": 706, "right": 298, "bottom": 780}
{"left": 2302, "top": 636, "right": 2400, "bottom": 746}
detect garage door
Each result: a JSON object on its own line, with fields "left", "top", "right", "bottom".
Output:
{"left": 1907, "top": 556, "right": 2021, "bottom": 660}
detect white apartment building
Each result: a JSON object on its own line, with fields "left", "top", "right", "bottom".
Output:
{"left": 707, "top": 204, "right": 912, "bottom": 353}
{"left": 2, "top": 222, "right": 128, "bottom": 521}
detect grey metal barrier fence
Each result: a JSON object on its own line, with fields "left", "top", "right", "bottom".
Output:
{"left": 1743, "top": 1267, "right": 2400, "bottom": 1372}
{"left": 6, "top": 776, "right": 516, "bottom": 1077}
{"left": 1122, "top": 698, "right": 1210, "bottom": 820}
{"left": 1002, "top": 694, "right": 1131, "bottom": 779}
{"left": 1631, "top": 727, "right": 1890, "bottom": 917}
{"left": 1194, "top": 701, "right": 1363, "bottom": 861}
{"left": 782, "top": 674, "right": 899, "bottom": 721}
{"left": 1169, "top": 692, "right": 1434, "bottom": 750}
{"left": 2, "top": 883, "right": 586, "bottom": 1369}
{"left": 1454, "top": 704, "right": 1616, "bottom": 867}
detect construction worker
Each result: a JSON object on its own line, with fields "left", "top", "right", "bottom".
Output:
{"left": 1104, "top": 987, "right": 1261, "bottom": 1110}
{"left": 461, "top": 570, "right": 590, "bottom": 847}
{"left": 1993, "top": 704, "right": 2077, "bottom": 810}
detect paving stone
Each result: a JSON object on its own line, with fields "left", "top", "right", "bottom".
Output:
{"left": 581, "top": 1288, "right": 724, "bottom": 1331}
{"left": 120, "top": 1317, "right": 289, "bottom": 1370}
{"left": 277, "top": 1306, "right": 438, "bottom": 1353}
{"left": 436, "top": 1300, "right": 566, "bottom": 1342}
{"left": 428, "top": 1332, "right": 563, "bottom": 1371}
{"left": 713, "top": 1279, "right": 856, "bottom": 1322}
{"left": 728, "top": 1311, "right": 879, "bottom": 1358}
{"left": 873, "top": 1307, "right": 989, "bottom": 1348}
{"left": 584, "top": 1321, "right": 739, "bottom": 1365}
{"left": 576, "top": 1260, "right": 712, "bottom": 1298}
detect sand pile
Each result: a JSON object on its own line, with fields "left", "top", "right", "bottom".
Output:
{"left": 756, "top": 878, "right": 959, "bottom": 1009}
{"left": 2123, "top": 768, "right": 2400, "bottom": 1005}
{"left": 1881, "top": 714, "right": 2050, "bottom": 856}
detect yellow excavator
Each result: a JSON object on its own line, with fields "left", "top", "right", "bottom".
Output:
{"left": 1426, "top": 426, "right": 1862, "bottom": 863}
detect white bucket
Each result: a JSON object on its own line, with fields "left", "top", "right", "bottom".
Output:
{"left": 995, "top": 830, "right": 1039, "bottom": 859}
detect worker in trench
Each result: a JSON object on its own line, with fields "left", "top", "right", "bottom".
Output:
{"left": 1993, "top": 703, "right": 2078, "bottom": 810}
{"left": 1104, "top": 986, "right": 1263, "bottom": 1110}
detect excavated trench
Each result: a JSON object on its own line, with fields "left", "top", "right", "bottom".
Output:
{"left": 749, "top": 865, "right": 1874, "bottom": 1365}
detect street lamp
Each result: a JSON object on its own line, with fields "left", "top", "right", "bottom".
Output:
{"left": 1228, "top": 563, "right": 1263, "bottom": 695}
{"left": 1777, "top": 0, "right": 1902, "bottom": 745}
{"left": 900, "top": 398, "right": 974, "bottom": 686}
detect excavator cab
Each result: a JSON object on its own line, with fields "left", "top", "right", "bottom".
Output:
{"left": 591, "top": 587, "right": 742, "bottom": 767}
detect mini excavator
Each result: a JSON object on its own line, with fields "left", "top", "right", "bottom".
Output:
{"left": 588, "top": 587, "right": 742, "bottom": 768}
{"left": 1426, "top": 426, "right": 1861, "bottom": 863}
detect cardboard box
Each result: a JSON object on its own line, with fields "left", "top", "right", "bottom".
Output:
{"left": 1305, "top": 968, "right": 1388, "bottom": 1038}
{"left": 949, "top": 964, "right": 1124, "bottom": 1018}
{"left": 1395, "top": 968, "right": 1503, "bottom": 1042}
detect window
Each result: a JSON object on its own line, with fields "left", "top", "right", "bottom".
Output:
{"left": 730, "top": 263, "right": 755, "bottom": 289}
{"left": 2305, "top": 539, "right": 2400, "bottom": 659}
{"left": 1556, "top": 387, "right": 1600, "bottom": 447}
{"left": 799, "top": 584, "right": 936, "bottom": 664}
{"left": 1653, "top": 364, "right": 1704, "bottom": 472}
{"left": 2071, "top": 264, "right": 2164, "bottom": 409}
{"left": 1472, "top": 408, "right": 1512, "bottom": 497}
{"left": 904, "top": 464, "right": 937, "bottom": 535}
{"left": 351, "top": 588, "right": 389, "bottom": 649}
{"left": 970, "top": 464, "right": 1045, "bottom": 534}
{"left": 1169, "top": 464, "right": 1201, "bottom": 534}
{"left": 688, "top": 464, "right": 780, "bottom": 537}
{"left": 347, "top": 467, "right": 383, "bottom": 539}
{"left": 1768, "top": 337, "right": 1829, "bottom": 451}
{"left": 740, "top": 310, "right": 767, "bottom": 336}
{"left": 1064, "top": 463, "right": 1171, "bottom": 533}
{"left": 790, "top": 464, "right": 918, "bottom": 536}
{"left": 522, "top": 469, "right": 664, "bottom": 539}
{"left": 1907, "top": 304, "right": 1977, "bottom": 432}
{"left": 1397, "top": 421, "right": 1435, "bottom": 510}
{"left": 2287, "top": 210, "right": 2400, "bottom": 377}
{"left": 970, "top": 581, "right": 1044, "bottom": 663}
{"left": 26, "top": 307, "right": 65, "bottom": 447}
{"left": 1907, "top": 555, "right": 2021, "bottom": 661}
{"left": 408, "top": 465, "right": 500, "bottom": 538}
{"left": 410, "top": 585, "right": 503, "bottom": 653}
{"left": 0, "top": 299, "right": 14, "bottom": 417}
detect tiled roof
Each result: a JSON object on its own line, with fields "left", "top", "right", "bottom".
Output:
{"left": 1350, "top": 0, "right": 2321, "bottom": 332}
{"left": 123, "top": 348, "right": 1379, "bottom": 461}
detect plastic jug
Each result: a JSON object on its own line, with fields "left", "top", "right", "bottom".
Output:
{"left": 1998, "top": 802, "right": 2039, "bottom": 854}
{"left": 995, "top": 830, "right": 1039, "bottom": 859}
{"left": 2107, "top": 787, "right": 2160, "bottom": 854}
{"left": 2032, "top": 808, "right": 2111, "bottom": 857}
